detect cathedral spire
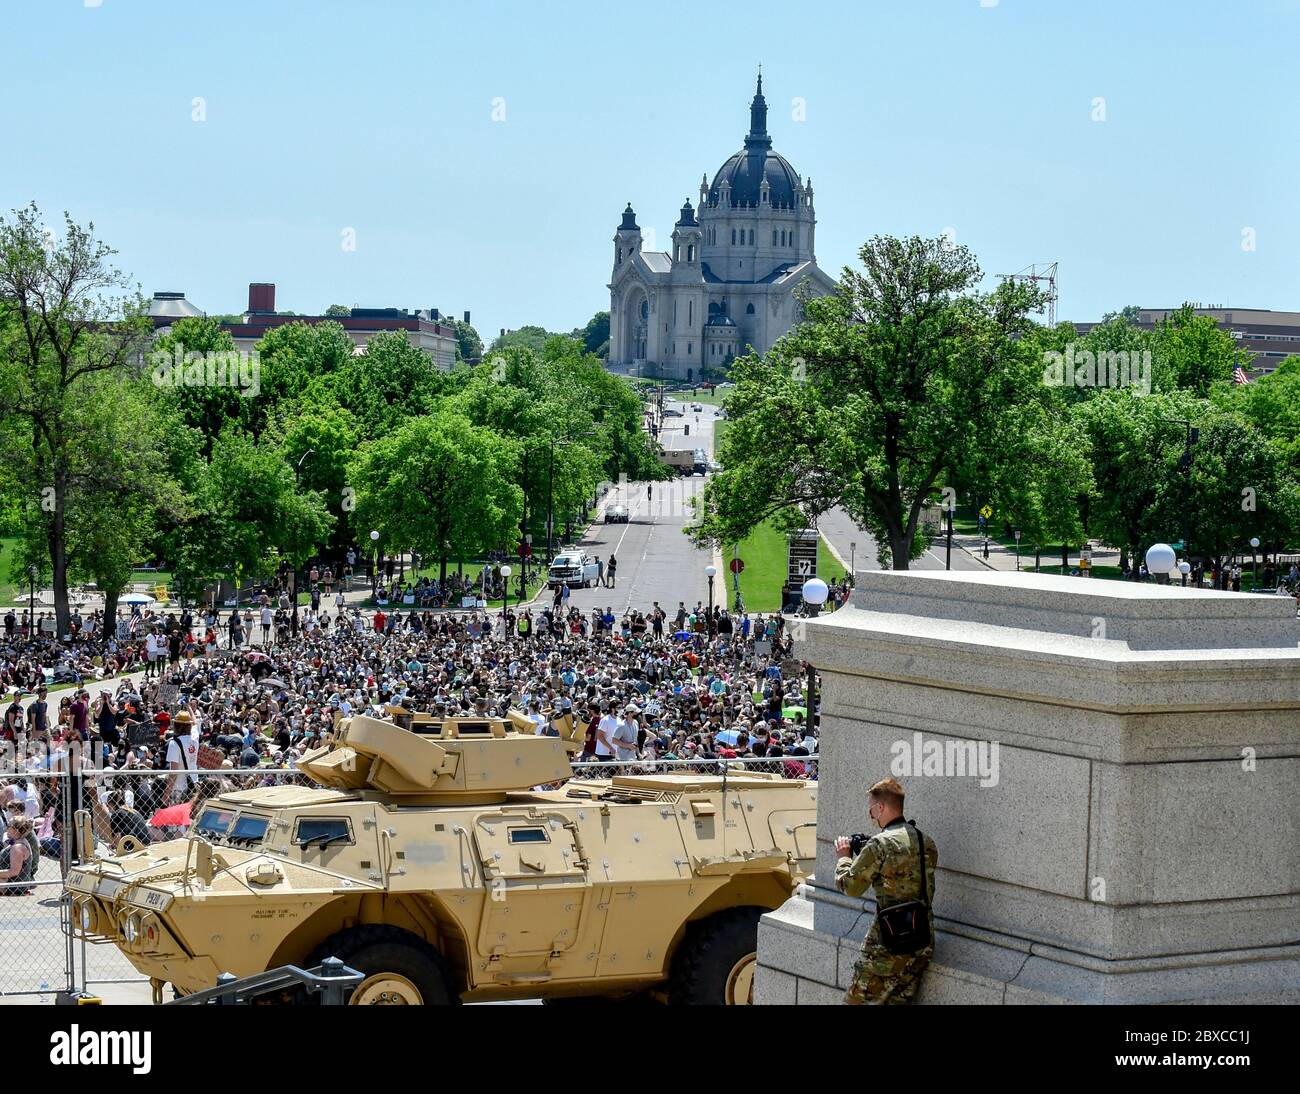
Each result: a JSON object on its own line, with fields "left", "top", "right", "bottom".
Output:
{"left": 746, "top": 67, "right": 771, "bottom": 150}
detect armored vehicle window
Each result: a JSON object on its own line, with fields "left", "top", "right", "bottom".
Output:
{"left": 228, "top": 814, "right": 270, "bottom": 846}
{"left": 294, "top": 818, "right": 354, "bottom": 848}
{"left": 195, "top": 808, "right": 235, "bottom": 839}
{"left": 507, "top": 827, "right": 549, "bottom": 844}
{"left": 457, "top": 721, "right": 492, "bottom": 735}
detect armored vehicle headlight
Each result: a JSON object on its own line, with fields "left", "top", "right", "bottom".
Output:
{"left": 123, "top": 913, "right": 140, "bottom": 945}
{"left": 78, "top": 901, "right": 96, "bottom": 934}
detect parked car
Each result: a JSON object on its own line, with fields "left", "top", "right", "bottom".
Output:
{"left": 605, "top": 503, "right": 630, "bottom": 524}
{"left": 662, "top": 407, "right": 684, "bottom": 418}
{"left": 547, "top": 550, "right": 600, "bottom": 588}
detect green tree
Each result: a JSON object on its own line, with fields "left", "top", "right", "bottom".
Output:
{"left": 1149, "top": 407, "right": 1295, "bottom": 575}
{"left": 329, "top": 330, "right": 450, "bottom": 438}
{"left": 244, "top": 320, "right": 355, "bottom": 438}
{"left": 1219, "top": 354, "right": 1300, "bottom": 470}
{"left": 575, "top": 311, "right": 610, "bottom": 358}
{"left": 693, "top": 235, "right": 1049, "bottom": 568}
{"left": 0, "top": 203, "right": 152, "bottom": 634}
{"left": 64, "top": 372, "right": 185, "bottom": 627}
{"left": 324, "top": 304, "right": 351, "bottom": 317}
{"left": 490, "top": 325, "right": 553, "bottom": 355}
{"left": 1152, "top": 305, "right": 1251, "bottom": 396}
{"left": 272, "top": 405, "right": 361, "bottom": 555}
{"left": 149, "top": 316, "right": 245, "bottom": 455}
{"left": 173, "top": 427, "right": 333, "bottom": 593}
{"left": 350, "top": 411, "right": 520, "bottom": 582}
{"left": 452, "top": 319, "right": 483, "bottom": 362}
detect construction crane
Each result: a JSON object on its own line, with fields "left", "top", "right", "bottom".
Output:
{"left": 998, "top": 262, "right": 1058, "bottom": 328}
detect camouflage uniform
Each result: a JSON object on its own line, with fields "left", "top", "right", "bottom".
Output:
{"left": 834, "top": 819, "right": 938, "bottom": 1005}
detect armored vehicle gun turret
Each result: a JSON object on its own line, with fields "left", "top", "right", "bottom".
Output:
{"left": 65, "top": 707, "right": 816, "bottom": 1004}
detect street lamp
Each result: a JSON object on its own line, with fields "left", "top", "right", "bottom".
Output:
{"left": 1145, "top": 543, "right": 1177, "bottom": 585}
{"left": 1013, "top": 530, "right": 1022, "bottom": 572}
{"left": 500, "top": 564, "right": 513, "bottom": 621}
{"left": 28, "top": 565, "right": 37, "bottom": 635}
{"left": 801, "top": 577, "right": 829, "bottom": 617}
{"left": 945, "top": 503, "right": 954, "bottom": 571}
{"left": 1249, "top": 537, "right": 1260, "bottom": 591}
{"left": 1178, "top": 560, "right": 1191, "bottom": 587}
{"left": 849, "top": 541, "right": 856, "bottom": 578}
{"left": 799, "top": 578, "right": 829, "bottom": 736}
{"left": 705, "top": 565, "right": 717, "bottom": 636}
{"left": 370, "top": 530, "right": 380, "bottom": 593}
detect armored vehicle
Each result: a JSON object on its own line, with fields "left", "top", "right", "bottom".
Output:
{"left": 65, "top": 709, "right": 816, "bottom": 1004}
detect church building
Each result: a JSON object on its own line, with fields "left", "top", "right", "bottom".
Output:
{"left": 608, "top": 73, "right": 837, "bottom": 379}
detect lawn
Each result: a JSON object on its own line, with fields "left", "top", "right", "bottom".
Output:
{"left": 725, "top": 521, "right": 846, "bottom": 612}
{"left": 708, "top": 425, "right": 846, "bottom": 610}
{"left": 378, "top": 559, "right": 547, "bottom": 609}
{"left": 1, "top": 537, "right": 176, "bottom": 606}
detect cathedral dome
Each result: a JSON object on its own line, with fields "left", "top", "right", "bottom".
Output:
{"left": 709, "top": 149, "right": 800, "bottom": 209}
{"left": 707, "top": 73, "right": 801, "bottom": 209}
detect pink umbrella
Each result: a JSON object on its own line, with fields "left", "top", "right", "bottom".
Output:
{"left": 149, "top": 802, "right": 192, "bottom": 828}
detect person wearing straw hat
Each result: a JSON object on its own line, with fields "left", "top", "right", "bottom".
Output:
{"left": 165, "top": 710, "right": 199, "bottom": 803}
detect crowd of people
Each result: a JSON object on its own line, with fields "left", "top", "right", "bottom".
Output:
{"left": 0, "top": 593, "right": 820, "bottom": 880}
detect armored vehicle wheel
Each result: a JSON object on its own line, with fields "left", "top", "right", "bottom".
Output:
{"left": 668, "top": 907, "right": 763, "bottom": 1005}
{"left": 308, "top": 925, "right": 458, "bottom": 1006}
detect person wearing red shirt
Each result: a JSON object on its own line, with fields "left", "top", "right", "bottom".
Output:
{"left": 373, "top": 610, "right": 386, "bottom": 634}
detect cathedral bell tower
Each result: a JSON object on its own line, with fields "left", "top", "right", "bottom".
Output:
{"left": 613, "top": 202, "right": 641, "bottom": 268}
{"left": 671, "top": 200, "right": 701, "bottom": 266}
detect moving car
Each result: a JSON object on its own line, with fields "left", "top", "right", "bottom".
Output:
{"left": 547, "top": 550, "right": 600, "bottom": 588}
{"left": 657, "top": 449, "right": 695, "bottom": 476}
{"left": 605, "top": 503, "right": 630, "bottom": 524}
{"left": 661, "top": 407, "right": 684, "bottom": 418}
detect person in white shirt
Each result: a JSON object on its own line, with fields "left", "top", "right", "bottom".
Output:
{"left": 165, "top": 711, "right": 200, "bottom": 802}
{"left": 144, "top": 631, "right": 161, "bottom": 679}
{"left": 594, "top": 707, "right": 618, "bottom": 761}
{"left": 260, "top": 605, "right": 274, "bottom": 645}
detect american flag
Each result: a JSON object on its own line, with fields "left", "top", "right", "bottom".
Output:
{"left": 1233, "top": 366, "right": 1251, "bottom": 385}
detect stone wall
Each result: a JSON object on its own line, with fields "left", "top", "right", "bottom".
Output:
{"left": 756, "top": 570, "right": 1300, "bottom": 1004}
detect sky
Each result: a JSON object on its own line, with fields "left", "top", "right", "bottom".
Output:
{"left": 4, "top": 0, "right": 1298, "bottom": 342}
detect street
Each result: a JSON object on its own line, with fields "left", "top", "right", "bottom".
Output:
{"left": 544, "top": 398, "right": 721, "bottom": 614}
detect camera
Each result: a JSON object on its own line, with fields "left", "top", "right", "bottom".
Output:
{"left": 848, "top": 832, "right": 870, "bottom": 858}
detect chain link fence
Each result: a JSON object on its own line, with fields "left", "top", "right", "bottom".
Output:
{"left": 567, "top": 755, "right": 818, "bottom": 781}
{"left": 0, "top": 772, "right": 74, "bottom": 998}
{"left": 73, "top": 767, "right": 315, "bottom": 990}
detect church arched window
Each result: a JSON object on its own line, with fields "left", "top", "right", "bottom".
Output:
{"left": 640, "top": 300, "right": 648, "bottom": 321}
{"left": 772, "top": 230, "right": 777, "bottom": 246}
{"left": 746, "top": 303, "right": 755, "bottom": 315}
{"left": 731, "top": 228, "right": 736, "bottom": 245}
{"left": 748, "top": 229, "right": 754, "bottom": 245}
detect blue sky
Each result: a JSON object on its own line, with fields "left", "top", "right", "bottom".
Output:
{"left": 4, "top": 0, "right": 1297, "bottom": 341}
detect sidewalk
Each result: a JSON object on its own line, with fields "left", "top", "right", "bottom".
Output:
{"left": 951, "top": 531, "right": 1122, "bottom": 574}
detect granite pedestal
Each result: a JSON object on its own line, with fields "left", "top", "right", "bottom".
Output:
{"left": 756, "top": 570, "right": 1300, "bottom": 1004}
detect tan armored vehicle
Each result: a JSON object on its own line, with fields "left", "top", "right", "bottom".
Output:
{"left": 64, "top": 709, "right": 817, "bottom": 1004}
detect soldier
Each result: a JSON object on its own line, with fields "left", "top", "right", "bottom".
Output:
{"left": 834, "top": 777, "right": 938, "bottom": 1005}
